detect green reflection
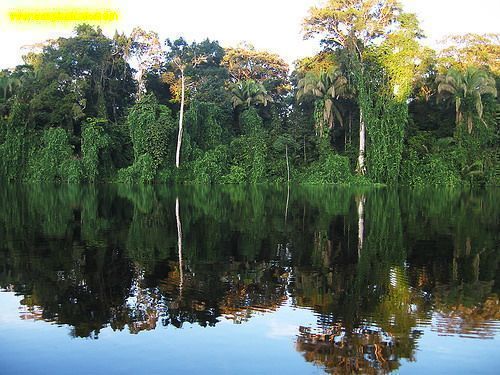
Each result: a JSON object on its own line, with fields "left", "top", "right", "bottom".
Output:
{"left": 0, "top": 184, "right": 498, "bottom": 372}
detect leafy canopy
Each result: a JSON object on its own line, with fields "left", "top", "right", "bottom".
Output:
{"left": 303, "top": 0, "right": 403, "bottom": 55}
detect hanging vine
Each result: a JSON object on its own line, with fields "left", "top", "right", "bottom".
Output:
{"left": 82, "top": 118, "right": 110, "bottom": 183}
{"left": 346, "top": 49, "right": 408, "bottom": 184}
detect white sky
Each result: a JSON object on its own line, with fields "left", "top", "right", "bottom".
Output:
{"left": 0, "top": 0, "right": 499, "bottom": 69}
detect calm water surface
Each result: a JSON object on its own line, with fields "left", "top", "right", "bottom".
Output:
{"left": 0, "top": 185, "right": 498, "bottom": 374}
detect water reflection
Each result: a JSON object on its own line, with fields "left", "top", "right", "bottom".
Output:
{"left": 0, "top": 184, "right": 498, "bottom": 373}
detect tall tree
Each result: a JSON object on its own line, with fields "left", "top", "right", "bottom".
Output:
{"left": 164, "top": 38, "right": 207, "bottom": 168}
{"left": 127, "top": 28, "right": 163, "bottom": 98}
{"left": 303, "top": 0, "right": 403, "bottom": 175}
{"left": 173, "top": 56, "right": 187, "bottom": 169}
{"left": 23, "top": 25, "right": 135, "bottom": 132}
{"left": 183, "top": 39, "right": 230, "bottom": 107}
{"left": 222, "top": 45, "right": 289, "bottom": 101}
{"left": 365, "top": 12, "right": 426, "bottom": 183}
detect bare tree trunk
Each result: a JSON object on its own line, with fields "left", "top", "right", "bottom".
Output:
{"left": 284, "top": 144, "right": 290, "bottom": 225}
{"left": 357, "top": 194, "right": 366, "bottom": 259}
{"left": 175, "top": 69, "right": 185, "bottom": 168}
{"left": 137, "top": 70, "right": 145, "bottom": 99}
{"left": 356, "top": 108, "right": 367, "bottom": 175}
{"left": 176, "top": 197, "right": 183, "bottom": 296}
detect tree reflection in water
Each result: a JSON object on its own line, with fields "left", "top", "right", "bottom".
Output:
{"left": 0, "top": 184, "right": 498, "bottom": 372}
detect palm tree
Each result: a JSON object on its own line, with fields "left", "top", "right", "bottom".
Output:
{"left": 0, "top": 74, "right": 21, "bottom": 100}
{"left": 297, "top": 68, "right": 348, "bottom": 138}
{"left": 230, "top": 79, "right": 272, "bottom": 110}
{"left": 437, "top": 67, "right": 497, "bottom": 133}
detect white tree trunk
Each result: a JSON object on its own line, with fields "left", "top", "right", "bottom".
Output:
{"left": 176, "top": 197, "right": 183, "bottom": 296}
{"left": 357, "top": 194, "right": 366, "bottom": 259}
{"left": 175, "top": 70, "right": 185, "bottom": 168}
{"left": 357, "top": 108, "right": 367, "bottom": 175}
{"left": 285, "top": 144, "right": 291, "bottom": 224}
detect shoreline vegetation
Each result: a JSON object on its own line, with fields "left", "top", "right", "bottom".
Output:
{"left": 0, "top": 1, "right": 498, "bottom": 186}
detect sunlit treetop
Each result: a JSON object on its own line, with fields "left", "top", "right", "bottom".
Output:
{"left": 377, "top": 12, "right": 428, "bottom": 100}
{"left": 438, "top": 33, "right": 500, "bottom": 75}
{"left": 294, "top": 51, "right": 339, "bottom": 75}
{"left": 302, "top": 0, "right": 403, "bottom": 56}
{"left": 221, "top": 45, "right": 290, "bottom": 94}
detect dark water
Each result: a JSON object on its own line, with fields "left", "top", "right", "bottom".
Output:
{"left": 0, "top": 184, "right": 498, "bottom": 374}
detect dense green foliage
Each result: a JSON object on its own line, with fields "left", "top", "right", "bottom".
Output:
{"left": 27, "top": 127, "right": 81, "bottom": 183}
{"left": 117, "top": 94, "right": 177, "bottom": 182}
{"left": 0, "top": 5, "right": 498, "bottom": 185}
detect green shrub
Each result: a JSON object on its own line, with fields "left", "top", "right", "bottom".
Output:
{"left": 61, "top": 158, "right": 83, "bottom": 183}
{"left": 401, "top": 152, "right": 461, "bottom": 186}
{"left": 192, "top": 145, "right": 229, "bottom": 184}
{"left": 0, "top": 127, "right": 29, "bottom": 180}
{"left": 222, "top": 108, "right": 268, "bottom": 184}
{"left": 117, "top": 154, "right": 157, "bottom": 184}
{"left": 0, "top": 101, "right": 32, "bottom": 180}
{"left": 222, "top": 165, "right": 247, "bottom": 184}
{"left": 301, "top": 153, "right": 353, "bottom": 184}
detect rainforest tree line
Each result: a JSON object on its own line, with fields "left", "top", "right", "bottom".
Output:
{"left": 0, "top": 0, "right": 498, "bottom": 185}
